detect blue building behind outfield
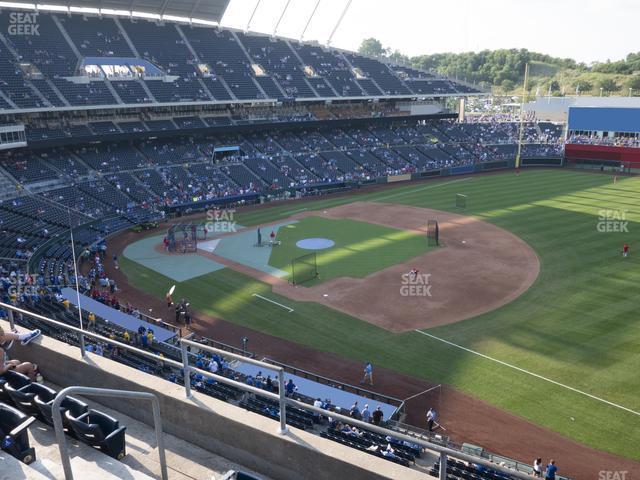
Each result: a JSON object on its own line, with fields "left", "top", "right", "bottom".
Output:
{"left": 568, "top": 107, "right": 640, "bottom": 136}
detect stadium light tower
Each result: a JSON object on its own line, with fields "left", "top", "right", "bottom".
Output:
{"left": 300, "top": 0, "right": 321, "bottom": 41}
{"left": 326, "top": 0, "right": 353, "bottom": 46}
{"left": 515, "top": 63, "right": 529, "bottom": 171}
{"left": 273, "top": 0, "right": 292, "bottom": 37}
{"left": 246, "top": 0, "right": 262, "bottom": 32}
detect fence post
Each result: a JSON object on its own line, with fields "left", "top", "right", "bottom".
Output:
{"left": 439, "top": 451, "right": 447, "bottom": 480}
{"left": 278, "top": 369, "right": 288, "bottom": 434}
{"left": 78, "top": 329, "right": 86, "bottom": 358}
{"left": 150, "top": 394, "right": 169, "bottom": 480}
{"left": 180, "top": 340, "right": 192, "bottom": 398}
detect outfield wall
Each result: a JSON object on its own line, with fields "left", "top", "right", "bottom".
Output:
{"left": 5, "top": 320, "right": 429, "bottom": 480}
{"left": 565, "top": 144, "right": 640, "bottom": 169}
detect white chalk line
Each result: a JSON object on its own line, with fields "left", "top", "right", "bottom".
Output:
{"left": 413, "top": 329, "right": 640, "bottom": 417}
{"left": 252, "top": 293, "right": 294, "bottom": 313}
{"left": 404, "top": 384, "right": 442, "bottom": 402}
{"left": 282, "top": 207, "right": 308, "bottom": 215}
{"left": 374, "top": 177, "right": 473, "bottom": 202}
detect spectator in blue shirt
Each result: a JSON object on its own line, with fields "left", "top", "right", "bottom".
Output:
{"left": 362, "top": 404, "right": 371, "bottom": 423}
{"left": 285, "top": 379, "right": 296, "bottom": 397}
{"left": 361, "top": 362, "right": 373, "bottom": 385}
{"left": 545, "top": 460, "right": 558, "bottom": 480}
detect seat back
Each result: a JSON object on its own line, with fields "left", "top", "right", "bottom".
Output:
{"left": 88, "top": 410, "right": 119, "bottom": 434}
{"left": 0, "top": 401, "right": 36, "bottom": 464}
{"left": 0, "top": 401, "right": 29, "bottom": 429}
{"left": 65, "top": 410, "right": 108, "bottom": 443}
{"left": 0, "top": 371, "right": 31, "bottom": 401}
{"left": 35, "top": 395, "right": 88, "bottom": 427}
{"left": 9, "top": 383, "right": 57, "bottom": 417}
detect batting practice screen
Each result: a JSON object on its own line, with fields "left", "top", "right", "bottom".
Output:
{"left": 167, "top": 224, "right": 198, "bottom": 253}
{"left": 455, "top": 193, "right": 467, "bottom": 209}
{"left": 291, "top": 253, "right": 319, "bottom": 285}
{"left": 427, "top": 219, "right": 439, "bottom": 246}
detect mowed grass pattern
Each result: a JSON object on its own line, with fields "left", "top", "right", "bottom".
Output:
{"left": 267, "top": 216, "right": 430, "bottom": 285}
{"left": 121, "top": 170, "right": 640, "bottom": 461}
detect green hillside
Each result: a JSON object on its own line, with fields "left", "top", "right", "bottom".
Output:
{"left": 358, "top": 38, "right": 640, "bottom": 96}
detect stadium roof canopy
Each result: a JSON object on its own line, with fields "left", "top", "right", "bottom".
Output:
{"left": 2, "top": 0, "right": 230, "bottom": 24}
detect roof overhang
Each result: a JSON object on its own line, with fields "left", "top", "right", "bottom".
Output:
{"left": 0, "top": 0, "right": 230, "bottom": 24}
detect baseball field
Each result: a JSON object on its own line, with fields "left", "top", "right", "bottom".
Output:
{"left": 115, "top": 169, "right": 640, "bottom": 475}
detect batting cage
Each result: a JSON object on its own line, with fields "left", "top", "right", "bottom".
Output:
{"left": 291, "top": 252, "right": 319, "bottom": 285}
{"left": 427, "top": 220, "right": 439, "bottom": 246}
{"left": 455, "top": 193, "right": 467, "bottom": 209}
{"left": 167, "top": 223, "right": 199, "bottom": 253}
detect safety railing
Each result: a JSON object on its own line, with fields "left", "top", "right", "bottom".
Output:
{"left": 2, "top": 302, "right": 184, "bottom": 372}
{"left": 51, "top": 386, "right": 168, "bottom": 480}
{"left": 0, "top": 301, "right": 544, "bottom": 480}
{"left": 262, "top": 357, "right": 405, "bottom": 418}
{"left": 180, "top": 338, "right": 287, "bottom": 434}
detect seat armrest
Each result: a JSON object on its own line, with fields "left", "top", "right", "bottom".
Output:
{"left": 9, "top": 416, "right": 36, "bottom": 436}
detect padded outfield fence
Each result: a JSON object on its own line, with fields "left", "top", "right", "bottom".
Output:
{"left": 290, "top": 252, "right": 319, "bottom": 285}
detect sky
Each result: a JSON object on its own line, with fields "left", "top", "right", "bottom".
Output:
{"left": 221, "top": 0, "right": 637, "bottom": 64}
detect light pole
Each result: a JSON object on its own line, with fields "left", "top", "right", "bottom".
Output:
{"left": 600, "top": 87, "right": 603, "bottom": 97}
{"left": 241, "top": 336, "right": 248, "bottom": 356}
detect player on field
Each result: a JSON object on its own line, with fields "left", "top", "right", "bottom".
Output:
{"left": 361, "top": 362, "right": 373, "bottom": 386}
{"left": 623, "top": 243, "right": 629, "bottom": 258}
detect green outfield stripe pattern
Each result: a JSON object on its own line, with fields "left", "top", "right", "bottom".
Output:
{"left": 267, "top": 216, "right": 430, "bottom": 285}
{"left": 121, "top": 170, "right": 640, "bottom": 461}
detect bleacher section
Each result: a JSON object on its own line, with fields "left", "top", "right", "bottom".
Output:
{"left": 0, "top": 119, "right": 563, "bottom": 261}
{"left": 0, "top": 10, "right": 482, "bottom": 112}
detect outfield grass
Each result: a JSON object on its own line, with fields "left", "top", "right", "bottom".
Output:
{"left": 267, "top": 216, "right": 430, "bottom": 285}
{"left": 121, "top": 170, "right": 640, "bottom": 461}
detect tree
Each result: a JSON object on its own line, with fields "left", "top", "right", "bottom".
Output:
{"left": 626, "top": 76, "right": 640, "bottom": 93}
{"left": 500, "top": 79, "right": 515, "bottom": 92}
{"left": 598, "top": 78, "right": 619, "bottom": 93}
{"left": 358, "top": 38, "right": 387, "bottom": 58}
{"left": 388, "top": 50, "right": 409, "bottom": 64}
{"left": 549, "top": 80, "right": 561, "bottom": 93}
{"left": 573, "top": 80, "right": 592, "bottom": 94}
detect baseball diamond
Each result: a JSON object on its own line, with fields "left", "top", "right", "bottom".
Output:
{"left": 110, "top": 169, "right": 640, "bottom": 479}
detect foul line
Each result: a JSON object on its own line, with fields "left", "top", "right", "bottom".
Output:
{"left": 374, "top": 177, "right": 473, "bottom": 202}
{"left": 252, "top": 293, "right": 294, "bottom": 313}
{"left": 413, "top": 329, "right": 640, "bottom": 417}
{"left": 404, "top": 384, "right": 441, "bottom": 402}
{"left": 283, "top": 207, "right": 308, "bottom": 215}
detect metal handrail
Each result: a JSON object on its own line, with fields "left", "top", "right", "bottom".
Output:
{"left": 180, "top": 338, "right": 288, "bottom": 434}
{"left": 51, "top": 386, "right": 168, "bottom": 480}
{"left": 282, "top": 396, "right": 534, "bottom": 480}
{"left": 0, "top": 302, "right": 543, "bottom": 480}
{"left": 0, "top": 301, "right": 183, "bottom": 371}
{"left": 263, "top": 357, "right": 405, "bottom": 406}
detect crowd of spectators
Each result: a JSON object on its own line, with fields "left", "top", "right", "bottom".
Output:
{"left": 566, "top": 133, "right": 640, "bottom": 148}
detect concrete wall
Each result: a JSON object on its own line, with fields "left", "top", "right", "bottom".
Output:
{"left": 4, "top": 320, "right": 429, "bottom": 480}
